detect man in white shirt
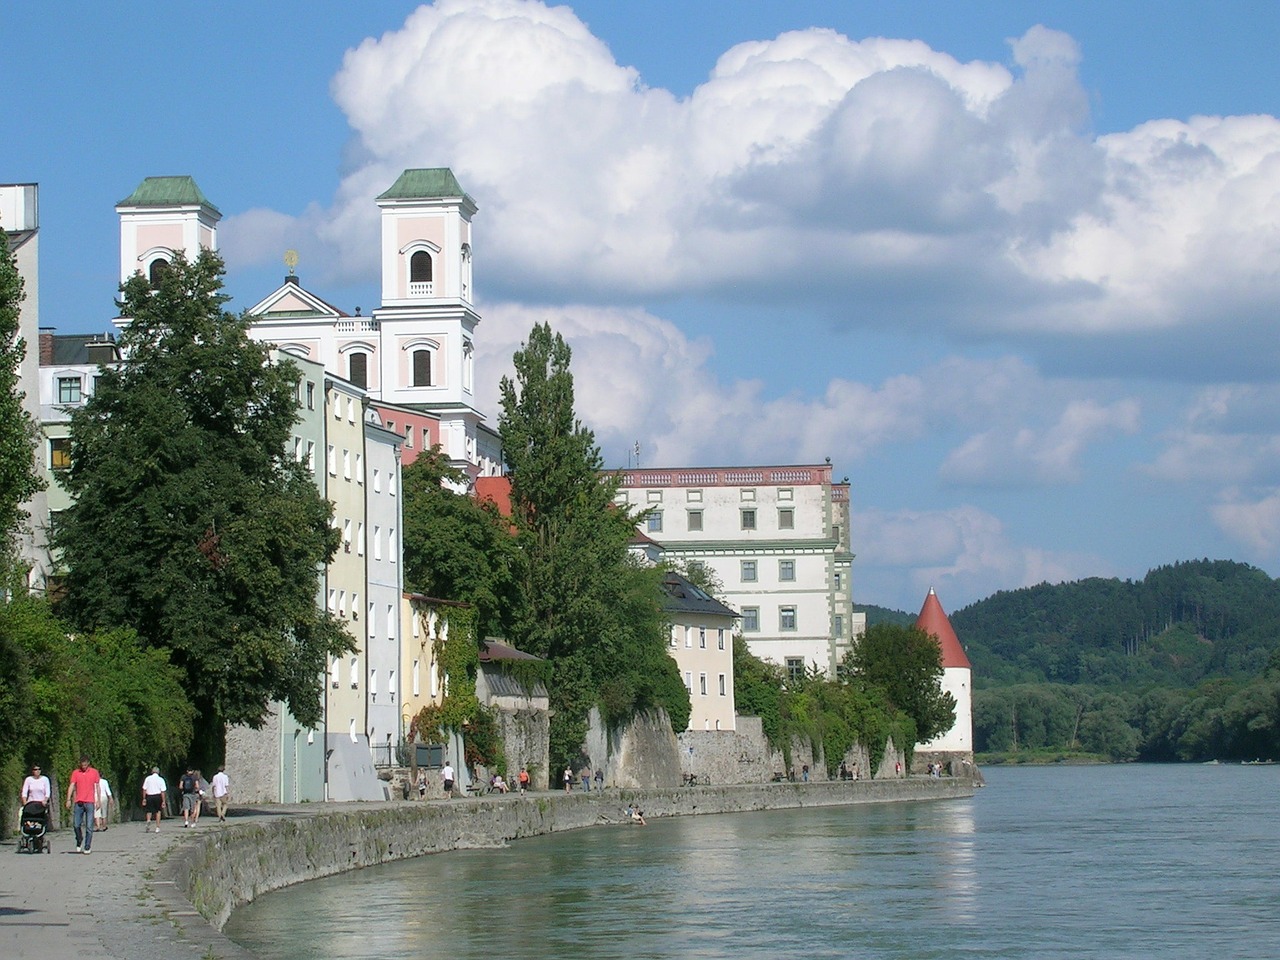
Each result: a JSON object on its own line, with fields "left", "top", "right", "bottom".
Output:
{"left": 20, "top": 765, "right": 51, "bottom": 806}
{"left": 441, "top": 762, "right": 455, "bottom": 798}
{"left": 210, "top": 766, "right": 231, "bottom": 822}
{"left": 141, "top": 767, "right": 167, "bottom": 833}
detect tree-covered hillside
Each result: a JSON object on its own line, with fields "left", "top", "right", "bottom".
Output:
{"left": 952, "top": 560, "right": 1280, "bottom": 688}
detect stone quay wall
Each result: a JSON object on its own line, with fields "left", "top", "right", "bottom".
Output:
{"left": 164, "top": 777, "right": 979, "bottom": 935}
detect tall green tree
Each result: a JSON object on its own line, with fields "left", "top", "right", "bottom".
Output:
{"left": 843, "top": 622, "right": 956, "bottom": 744}
{"left": 53, "top": 250, "right": 350, "bottom": 763}
{"left": 401, "top": 444, "right": 516, "bottom": 640}
{"left": 0, "top": 228, "right": 44, "bottom": 562}
{"left": 498, "top": 322, "right": 684, "bottom": 770}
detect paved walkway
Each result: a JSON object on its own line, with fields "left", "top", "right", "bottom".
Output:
{"left": 0, "top": 794, "right": 525, "bottom": 960}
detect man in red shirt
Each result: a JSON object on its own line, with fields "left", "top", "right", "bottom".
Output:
{"left": 65, "top": 755, "right": 101, "bottom": 854}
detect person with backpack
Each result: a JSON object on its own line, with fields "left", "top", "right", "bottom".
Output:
{"left": 179, "top": 768, "right": 201, "bottom": 827}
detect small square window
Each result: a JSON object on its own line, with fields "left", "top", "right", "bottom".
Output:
{"left": 741, "top": 488, "right": 756, "bottom": 502}
{"left": 49, "top": 437, "right": 72, "bottom": 471}
{"left": 741, "top": 508, "right": 757, "bottom": 530}
{"left": 687, "top": 509, "right": 703, "bottom": 532}
{"left": 647, "top": 512, "right": 663, "bottom": 533}
{"left": 647, "top": 490, "right": 663, "bottom": 503}
{"left": 741, "top": 560, "right": 757, "bottom": 582}
{"left": 779, "top": 487, "right": 794, "bottom": 501}
{"left": 687, "top": 489, "right": 702, "bottom": 503}
{"left": 778, "top": 508, "right": 795, "bottom": 530}
{"left": 779, "top": 560, "right": 795, "bottom": 581}
{"left": 742, "top": 607, "right": 759, "bottom": 632}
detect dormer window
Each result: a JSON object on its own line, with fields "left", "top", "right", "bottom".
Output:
{"left": 57, "top": 376, "right": 83, "bottom": 404}
{"left": 409, "top": 250, "right": 433, "bottom": 296}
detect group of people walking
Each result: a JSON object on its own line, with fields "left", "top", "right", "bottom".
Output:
{"left": 19, "top": 758, "right": 232, "bottom": 847}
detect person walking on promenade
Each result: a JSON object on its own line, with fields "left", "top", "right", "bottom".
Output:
{"left": 211, "top": 766, "right": 231, "bottom": 822}
{"left": 517, "top": 767, "right": 530, "bottom": 794}
{"left": 94, "top": 776, "right": 113, "bottom": 831}
{"left": 563, "top": 766, "right": 572, "bottom": 793}
{"left": 179, "top": 768, "right": 201, "bottom": 827}
{"left": 441, "top": 761, "right": 455, "bottom": 798}
{"left": 581, "top": 768, "right": 591, "bottom": 792}
{"left": 65, "top": 756, "right": 100, "bottom": 854}
{"left": 142, "top": 767, "right": 167, "bottom": 832}
{"left": 21, "top": 764, "right": 51, "bottom": 806}
{"left": 594, "top": 769, "right": 604, "bottom": 791}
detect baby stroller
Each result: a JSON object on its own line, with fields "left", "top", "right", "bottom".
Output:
{"left": 19, "top": 801, "right": 50, "bottom": 854}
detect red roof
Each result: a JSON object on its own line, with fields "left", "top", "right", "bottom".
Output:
{"left": 914, "top": 588, "right": 971, "bottom": 669}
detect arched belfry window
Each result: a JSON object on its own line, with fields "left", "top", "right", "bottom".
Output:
{"left": 349, "top": 352, "right": 368, "bottom": 389}
{"left": 409, "top": 251, "right": 433, "bottom": 297}
{"left": 148, "top": 257, "right": 170, "bottom": 288}
{"left": 412, "top": 349, "right": 432, "bottom": 387}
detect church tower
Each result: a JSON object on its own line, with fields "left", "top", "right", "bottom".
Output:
{"left": 116, "top": 176, "right": 220, "bottom": 285}
{"left": 372, "top": 169, "right": 491, "bottom": 476}
{"left": 913, "top": 588, "right": 975, "bottom": 772}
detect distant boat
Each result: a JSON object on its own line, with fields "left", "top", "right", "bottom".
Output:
{"left": 1203, "top": 759, "right": 1220, "bottom": 765}
{"left": 1241, "top": 759, "right": 1275, "bottom": 765}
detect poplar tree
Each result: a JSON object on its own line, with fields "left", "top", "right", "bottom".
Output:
{"left": 0, "top": 228, "right": 44, "bottom": 561}
{"left": 54, "top": 250, "right": 350, "bottom": 761}
{"left": 499, "top": 323, "right": 687, "bottom": 769}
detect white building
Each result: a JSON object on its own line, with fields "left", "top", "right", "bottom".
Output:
{"left": 2, "top": 183, "right": 50, "bottom": 591}
{"left": 660, "top": 570, "right": 738, "bottom": 731}
{"left": 363, "top": 412, "right": 404, "bottom": 765}
{"left": 615, "top": 463, "right": 862, "bottom": 678}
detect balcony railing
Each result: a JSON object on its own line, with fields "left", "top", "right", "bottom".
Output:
{"left": 409, "top": 281, "right": 434, "bottom": 297}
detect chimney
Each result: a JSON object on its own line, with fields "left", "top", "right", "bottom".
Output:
{"left": 284, "top": 274, "right": 300, "bottom": 286}
{"left": 38, "top": 327, "right": 54, "bottom": 366}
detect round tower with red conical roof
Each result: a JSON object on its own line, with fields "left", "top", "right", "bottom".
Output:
{"left": 913, "top": 588, "right": 974, "bottom": 772}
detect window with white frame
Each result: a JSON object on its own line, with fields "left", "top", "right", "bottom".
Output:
{"left": 684, "top": 671, "right": 692, "bottom": 692}
{"left": 699, "top": 673, "right": 707, "bottom": 696}
{"left": 412, "top": 349, "right": 432, "bottom": 387}
{"left": 373, "top": 526, "right": 382, "bottom": 561}
{"left": 719, "top": 674, "right": 726, "bottom": 696}
{"left": 647, "top": 512, "right": 663, "bottom": 533}
{"left": 342, "top": 449, "right": 351, "bottom": 480}
{"left": 389, "top": 528, "right": 396, "bottom": 561}
{"left": 373, "top": 468, "right": 381, "bottom": 493}
{"left": 356, "top": 453, "right": 363, "bottom": 483}
{"left": 349, "top": 657, "right": 359, "bottom": 688}
{"left": 699, "top": 627, "right": 706, "bottom": 649}
{"left": 306, "top": 441, "right": 316, "bottom": 473}
{"left": 327, "top": 445, "right": 336, "bottom": 476}
{"left": 684, "top": 626, "right": 692, "bottom": 649}
{"left": 412, "top": 659, "right": 421, "bottom": 697}
{"left": 718, "top": 628, "right": 725, "bottom": 650}
{"left": 387, "top": 605, "right": 395, "bottom": 639}
{"left": 57, "top": 376, "right": 82, "bottom": 404}
{"left": 330, "top": 658, "right": 340, "bottom": 688}
{"left": 357, "top": 522, "right": 365, "bottom": 556}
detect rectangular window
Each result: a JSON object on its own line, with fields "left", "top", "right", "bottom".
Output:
{"left": 350, "top": 657, "right": 359, "bottom": 688}
{"left": 684, "top": 671, "right": 692, "bottom": 692}
{"left": 388, "top": 669, "right": 396, "bottom": 702}
{"left": 742, "top": 607, "right": 759, "bottom": 632}
{"left": 368, "top": 601, "right": 376, "bottom": 632}
{"left": 832, "top": 525, "right": 841, "bottom": 541}
{"left": 342, "top": 449, "right": 351, "bottom": 480}
{"left": 778, "top": 508, "right": 795, "bottom": 530}
{"left": 699, "top": 627, "right": 706, "bottom": 649}
{"left": 647, "top": 512, "right": 663, "bottom": 533}
{"left": 780, "top": 606, "right": 797, "bottom": 631}
{"left": 412, "top": 659, "right": 421, "bottom": 697}
{"left": 331, "top": 658, "right": 340, "bottom": 688}
{"left": 49, "top": 437, "right": 72, "bottom": 471}
{"left": 332, "top": 391, "right": 341, "bottom": 419}
{"left": 718, "top": 628, "right": 725, "bottom": 650}
{"left": 356, "top": 453, "right": 364, "bottom": 484}
{"left": 785, "top": 657, "right": 804, "bottom": 683}
{"left": 741, "top": 560, "right": 757, "bottom": 582}
{"left": 405, "top": 424, "right": 414, "bottom": 448}
{"left": 306, "top": 381, "right": 316, "bottom": 409}
{"left": 687, "top": 489, "right": 702, "bottom": 503}
{"left": 741, "top": 508, "right": 757, "bottom": 530}
{"left": 373, "top": 526, "right": 382, "bottom": 561}
{"left": 684, "top": 626, "right": 692, "bottom": 649}
{"left": 834, "top": 572, "right": 842, "bottom": 590}
{"left": 369, "top": 668, "right": 377, "bottom": 697}
{"left": 834, "top": 614, "right": 844, "bottom": 637}
{"left": 373, "top": 468, "right": 381, "bottom": 493}
{"left": 57, "top": 377, "right": 82, "bottom": 404}
{"left": 699, "top": 673, "right": 707, "bottom": 696}
{"left": 779, "top": 487, "right": 794, "bottom": 501}
{"left": 327, "top": 589, "right": 336, "bottom": 614}
{"left": 669, "top": 626, "right": 679, "bottom": 648}
{"left": 357, "top": 522, "right": 365, "bottom": 556}
{"left": 741, "top": 488, "right": 756, "bottom": 502}
{"left": 687, "top": 509, "right": 703, "bottom": 532}
{"left": 779, "top": 560, "right": 795, "bottom": 581}
{"left": 719, "top": 674, "right": 726, "bottom": 696}
{"left": 327, "top": 445, "right": 336, "bottom": 476}
{"left": 387, "top": 604, "right": 395, "bottom": 640}
{"left": 647, "top": 490, "right": 663, "bottom": 502}
{"left": 306, "top": 441, "right": 316, "bottom": 473}
{"left": 389, "top": 528, "right": 396, "bottom": 562}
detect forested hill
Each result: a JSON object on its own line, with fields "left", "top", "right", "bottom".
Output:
{"left": 950, "top": 560, "right": 1280, "bottom": 688}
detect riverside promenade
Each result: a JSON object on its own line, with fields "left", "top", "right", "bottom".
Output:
{"left": 0, "top": 777, "right": 978, "bottom": 960}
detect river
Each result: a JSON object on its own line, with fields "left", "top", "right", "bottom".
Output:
{"left": 224, "top": 764, "right": 1280, "bottom": 959}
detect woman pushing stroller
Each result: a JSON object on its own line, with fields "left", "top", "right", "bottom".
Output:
{"left": 19, "top": 764, "right": 52, "bottom": 853}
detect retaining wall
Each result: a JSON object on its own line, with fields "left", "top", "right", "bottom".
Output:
{"left": 162, "top": 776, "right": 979, "bottom": 937}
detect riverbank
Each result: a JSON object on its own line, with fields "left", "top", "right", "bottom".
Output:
{"left": 0, "top": 777, "right": 978, "bottom": 960}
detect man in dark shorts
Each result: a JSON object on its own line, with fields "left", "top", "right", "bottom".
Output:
{"left": 142, "top": 766, "right": 167, "bottom": 832}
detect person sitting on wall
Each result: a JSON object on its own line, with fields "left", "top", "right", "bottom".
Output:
{"left": 491, "top": 774, "right": 508, "bottom": 794}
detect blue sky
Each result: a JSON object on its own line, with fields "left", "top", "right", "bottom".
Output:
{"left": 10, "top": 1, "right": 1280, "bottom": 612}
